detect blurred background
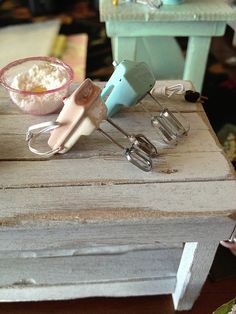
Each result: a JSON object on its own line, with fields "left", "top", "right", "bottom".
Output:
{"left": 0, "top": 0, "right": 235, "bottom": 168}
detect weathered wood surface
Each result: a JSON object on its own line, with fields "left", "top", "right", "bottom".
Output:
{"left": 0, "top": 247, "right": 182, "bottom": 285}
{"left": 0, "top": 277, "right": 177, "bottom": 302}
{"left": 0, "top": 80, "right": 235, "bottom": 310}
{"left": 0, "top": 217, "right": 232, "bottom": 251}
{"left": 0, "top": 152, "right": 234, "bottom": 188}
{"left": 1, "top": 181, "right": 236, "bottom": 220}
{"left": 172, "top": 241, "right": 220, "bottom": 311}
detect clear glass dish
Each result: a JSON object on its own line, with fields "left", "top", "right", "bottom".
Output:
{"left": 0, "top": 56, "right": 74, "bottom": 115}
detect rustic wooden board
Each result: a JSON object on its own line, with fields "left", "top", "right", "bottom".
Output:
{"left": 0, "top": 111, "right": 207, "bottom": 135}
{"left": 0, "top": 247, "right": 182, "bottom": 286}
{"left": 0, "top": 277, "right": 177, "bottom": 302}
{"left": 0, "top": 216, "right": 233, "bottom": 252}
{"left": 0, "top": 110, "right": 222, "bottom": 161}
{"left": 0, "top": 181, "right": 235, "bottom": 222}
{"left": 0, "top": 128, "right": 221, "bottom": 161}
{"left": 0, "top": 242, "right": 184, "bottom": 257}
{"left": 0, "top": 151, "right": 234, "bottom": 189}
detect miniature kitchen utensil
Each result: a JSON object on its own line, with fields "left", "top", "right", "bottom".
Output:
{"left": 148, "top": 92, "right": 190, "bottom": 146}
{"left": 101, "top": 59, "right": 190, "bottom": 146}
{"left": 26, "top": 78, "right": 156, "bottom": 172}
{"left": 101, "top": 60, "right": 156, "bottom": 117}
{"left": 106, "top": 117, "right": 157, "bottom": 157}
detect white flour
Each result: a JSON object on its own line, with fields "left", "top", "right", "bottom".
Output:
{"left": 10, "top": 62, "right": 69, "bottom": 115}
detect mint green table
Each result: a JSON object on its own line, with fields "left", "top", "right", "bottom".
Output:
{"left": 99, "top": 0, "right": 236, "bottom": 92}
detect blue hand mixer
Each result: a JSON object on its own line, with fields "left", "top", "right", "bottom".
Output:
{"left": 101, "top": 60, "right": 190, "bottom": 145}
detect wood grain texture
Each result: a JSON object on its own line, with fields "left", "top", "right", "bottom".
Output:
{"left": 0, "top": 80, "right": 235, "bottom": 310}
{"left": 0, "top": 151, "right": 234, "bottom": 188}
{"left": 0, "top": 181, "right": 236, "bottom": 222}
{"left": 173, "top": 241, "right": 220, "bottom": 310}
{"left": 0, "top": 247, "right": 182, "bottom": 286}
{"left": 0, "top": 110, "right": 223, "bottom": 161}
{"left": 0, "top": 278, "right": 177, "bottom": 302}
{"left": 0, "top": 217, "right": 233, "bottom": 251}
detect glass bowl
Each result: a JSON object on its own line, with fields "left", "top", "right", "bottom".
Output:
{"left": 0, "top": 56, "right": 74, "bottom": 115}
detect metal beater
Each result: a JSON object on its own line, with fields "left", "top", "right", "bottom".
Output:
{"left": 26, "top": 79, "right": 157, "bottom": 172}
{"left": 101, "top": 60, "right": 190, "bottom": 146}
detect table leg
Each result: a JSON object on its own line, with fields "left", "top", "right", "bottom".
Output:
{"left": 172, "top": 241, "right": 219, "bottom": 311}
{"left": 183, "top": 36, "right": 212, "bottom": 92}
{"left": 112, "top": 37, "right": 137, "bottom": 61}
{"left": 112, "top": 36, "right": 184, "bottom": 79}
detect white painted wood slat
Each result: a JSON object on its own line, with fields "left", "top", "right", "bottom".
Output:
{"left": 0, "top": 112, "right": 210, "bottom": 136}
{"left": 0, "top": 278, "right": 177, "bottom": 302}
{"left": 0, "top": 128, "right": 221, "bottom": 160}
{"left": 0, "top": 181, "right": 235, "bottom": 221}
{"left": 0, "top": 248, "right": 182, "bottom": 286}
{"left": 0, "top": 152, "right": 234, "bottom": 189}
{"left": 0, "top": 217, "right": 233, "bottom": 252}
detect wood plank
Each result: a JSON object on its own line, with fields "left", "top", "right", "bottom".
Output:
{"left": 0, "top": 242, "right": 184, "bottom": 258}
{"left": 0, "top": 248, "right": 182, "bottom": 286}
{"left": 0, "top": 127, "right": 221, "bottom": 161}
{"left": 173, "top": 242, "right": 198, "bottom": 309}
{"left": 0, "top": 112, "right": 208, "bottom": 135}
{"left": 0, "top": 181, "right": 235, "bottom": 221}
{"left": 0, "top": 277, "right": 177, "bottom": 302}
{"left": 0, "top": 152, "right": 234, "bottom": 189}
{"left": 0, "top": 217, "right": 233, "bottom": 252}
{"left": 1, "top": 129, "right": 221, "bottom": 160}
{"left": 0, "top": 277, "right": 236, "bottom": 313}
{"left": 173, "top": 241, "right": 220, "bottom": 310}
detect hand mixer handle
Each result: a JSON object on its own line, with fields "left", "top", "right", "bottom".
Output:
{"left": 101, "top": 60, "right": 156, "bottom": 117}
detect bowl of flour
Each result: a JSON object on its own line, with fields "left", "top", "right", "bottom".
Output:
{"left": 0, "top": 56, "right": 74, "bottom": 115}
